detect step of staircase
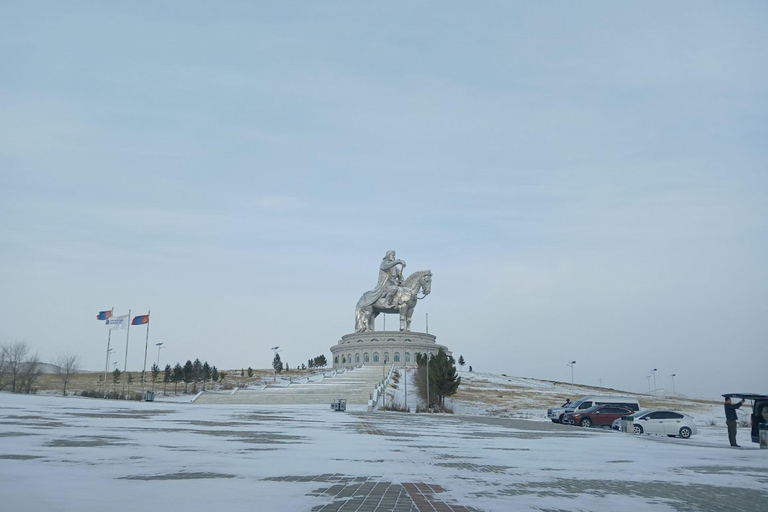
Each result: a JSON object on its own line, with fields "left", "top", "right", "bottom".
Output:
{"left": 194, "top": 365, "right": 388, "bottom": 405}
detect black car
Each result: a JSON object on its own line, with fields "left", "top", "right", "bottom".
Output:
{"left": 722, "top": 393, "right": 768, "bottom": 444}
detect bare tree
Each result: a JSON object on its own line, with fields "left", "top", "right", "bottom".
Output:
{"left": 53, "top": 353, "right": 81, "bottom": 396}
{"left": 0, "top": 345, "right": 7, "bottom": 391}
{"left": 18, "top": 353, "right": 42, "bottom": 393}
{"left": 1, "top": 341, "right": 36, "bottom": 392}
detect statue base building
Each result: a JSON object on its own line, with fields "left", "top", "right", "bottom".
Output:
{"left": 331, "top": 330, "right": 451, "bottom": 369}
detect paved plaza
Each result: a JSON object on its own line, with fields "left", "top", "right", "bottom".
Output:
{"left": 1, "top": 394, "right": 767, "bottom": 512}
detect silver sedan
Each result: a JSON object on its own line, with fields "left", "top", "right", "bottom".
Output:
{"left": 612, "top": 410, "right": 697, "bottom": 439}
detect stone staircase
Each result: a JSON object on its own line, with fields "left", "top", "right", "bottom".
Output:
{"left": 194, "top": 365, "right": 388, "bottom": 405}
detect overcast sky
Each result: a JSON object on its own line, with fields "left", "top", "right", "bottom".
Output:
{"left": 1, "top": 2, "right": 766, "bottom": 399}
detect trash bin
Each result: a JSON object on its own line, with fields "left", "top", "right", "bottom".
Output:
{"left": 760, "top": 423, "right": 768, "bottom": 449}
{"left": 144, "top": 391, "right": 155, "bottom": 402}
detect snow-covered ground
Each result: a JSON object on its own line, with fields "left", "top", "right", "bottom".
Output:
{"left": 2, "top": 373, "right": 766, "bottom": 512}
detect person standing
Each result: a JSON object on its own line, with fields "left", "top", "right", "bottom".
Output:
{"left": 725, "top": 396, "right": 745, "bottom": 447}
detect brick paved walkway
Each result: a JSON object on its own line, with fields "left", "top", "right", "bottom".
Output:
{"left": 266, "top": 475, "right": 480, "bottom": 512}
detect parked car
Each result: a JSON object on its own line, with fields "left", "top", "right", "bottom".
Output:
{"left": 611, "top": 410, "right": 697, "bottom": 439}
{"left": 564, "top": 404, "right": 635, "bottom": 428}
{"left": 722, "top": 393, "right": 768, "bottom": 444}
{"left": 547, "top": 396, "right": 640, "bottom": 423}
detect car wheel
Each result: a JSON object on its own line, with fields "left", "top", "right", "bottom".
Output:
{"left": 559, "top": 414, "right": 565, "bottom": 424}
{"left": 580, "top": 418, "right": 592, "bottom": 428}
{"left": 679, "top": 427, "right": 692, "bottom": 439}
{"left": 633, "top": 424, "right": 643, "bottom": 434}
{"left": 551, "top": 419, "right": 559, "bottom": 423}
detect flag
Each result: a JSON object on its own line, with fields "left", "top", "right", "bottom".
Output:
{"left": 106, "top": 314, "right": 129, "bottom": 330}
{"left": 96, "top": 310, "right": 112, "bottom": 321}
{"left": 132, "top": 314, "right": 150, "bottom": 325}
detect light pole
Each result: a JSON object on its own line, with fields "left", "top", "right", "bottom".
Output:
{"left": 152, "top": 343, "right": 164, "bottom": 392}
{"left": 645, "top": 374, "right": 652, "bottom": 393}
{"left": 426, "top": 352, "right": 430, "bottom": 411}
{"left": 597, "top": 378, "right": 603, "bottom": 387}
{"left": 650, "top": 368, "right": 657, "bottom": 391}
{"left": 669, "top": 373, "right": 676, "bottom": 393}
{"left": 567, "top": 361, "right": 576, "bottom": 384}
{"left": 404, "top": 362, "right": 408, "bottom": 411}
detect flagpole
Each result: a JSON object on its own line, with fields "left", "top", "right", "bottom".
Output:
{"left": 103, "top": 331, "right": 111, "bottom": 395}
{"left": 141, "top": 310, "right": 151, "bottom": 396}
{"left": 122, "top": 309, "right": 131, "bottom": 396}
{"left": 103, "top": 307, "right": 113, "bottom": 397}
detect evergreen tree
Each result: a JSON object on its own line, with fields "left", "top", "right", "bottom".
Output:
{"left": 163, "top": 364, "right": 172, "bottom": 394}
{"left": 211, "top": 366, "right": 219, "bottom": 384}
{"left": 431, "top": 351, "right": 460, "bottom": 408}
{"left": 151, "top": 363, "right": 160, "bottom": 386}
{"left": 182, "top": 360, "right": 193, "bottom": 393}
{"left": 414, "top": 349, "right": 461, "bottom": 410}
{"left": 469, "top": 365, "right": 473, "bottom": 372}
{"left": 273, "top": 353, "right": 283, "bottom": 373}
{"left": 458, "top": 355, "right": 465, "bottom": 371}
{"left": 192, "top": 359, "right": 203, "bottom": 392}
{"left": 202, "top": 362, "right": 211, "bottom": 390}
{"left": 172, "top": 363, "right": 183, "bottom": 393}
{"left": 218, "top": 371, "right": 226, "bottom": 382}
{"left": 241, "top": 368, "right": 245, "bottom": 377}
{"left": 112, "top": 368, "right": 121, "bottom": 393}
{"left": 247, "top": 367, "right": 254, "bottom": 378}
{"left": 127, "top": 372, "right": 134, "bottom": 384}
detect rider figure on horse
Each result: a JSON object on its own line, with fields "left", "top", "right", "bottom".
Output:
{"left": 379, "top": 250, "right": 406, "bottom": 307}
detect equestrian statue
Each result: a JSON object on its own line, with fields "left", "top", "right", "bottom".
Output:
{"left": 355, "top": 250, "right": 432, "bottom": 332}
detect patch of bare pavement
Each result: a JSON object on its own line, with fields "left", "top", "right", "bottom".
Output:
{"left": 0, "top": 394, "right": 766, "bottom": 512}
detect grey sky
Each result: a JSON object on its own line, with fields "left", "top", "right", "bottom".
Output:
{"left": 1, "top": 2, "right": 766, "bottom": 399}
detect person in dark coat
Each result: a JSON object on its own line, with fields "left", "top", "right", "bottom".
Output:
{"left": 724, "top": 396, "right": 745, "bottom": 447}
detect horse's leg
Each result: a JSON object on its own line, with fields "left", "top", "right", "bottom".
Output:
{"left": 357, "top": 305, "right": 373, "bottom": 333}
{"left": 370, "top": 310, "right": 379, "bottom": 332}
{"left": 405, "top": 304, "right": 413, "bottom": 331}
{"left": 399, "top": 304, "right": 407, "bottom": 331}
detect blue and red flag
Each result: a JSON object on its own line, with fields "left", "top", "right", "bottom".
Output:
{"left": 132, "top": 314, "right": 150, "bottom": 325}
{"left": 96, "top": 310, "right": 112, "bottom": 321}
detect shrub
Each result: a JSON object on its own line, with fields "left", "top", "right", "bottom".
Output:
{"left": 381, "top": 401, "right": 410, "bottom": 413}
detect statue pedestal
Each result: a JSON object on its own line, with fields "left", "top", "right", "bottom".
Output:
{"left": 330, "top": 331, "right": 451, "bottom": 369}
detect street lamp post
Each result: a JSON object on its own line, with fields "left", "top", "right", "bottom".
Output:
{"left": 426, "top": 352, "right": 430, "bottom": 411}
{"left": 670, "top": 373, "right": 676, "bottom": 393}
{"left": 152, "top": 343, "right": 164, "bottom": 392}
{"left": 567, "top": 361, "right": 576, "bottom": 384}
{"left": 645, "top": 374, "right": 652, "bottom": 393}
{"left": 598, "top": 378, "right": 603, "bottom": 387}
{"left": 650, "top": 368, "right": 657, "bottom": 391}
{"left": 404, "top": 362, "right": 408, "bottom": 411}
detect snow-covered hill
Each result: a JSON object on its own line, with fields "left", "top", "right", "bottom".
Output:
{"left": 400, "top": 370, "right": 731, "bottom": 426}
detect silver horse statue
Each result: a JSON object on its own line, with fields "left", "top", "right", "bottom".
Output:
{"left": 355, "top": 270, "right": 432, "bottom": 332}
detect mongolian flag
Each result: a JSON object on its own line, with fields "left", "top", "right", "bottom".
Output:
{"left": 96, "top": 310, "right": 112, "bottom": 321}
{"left": 132, "top": 314, "right": 150, "bottom": 325}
